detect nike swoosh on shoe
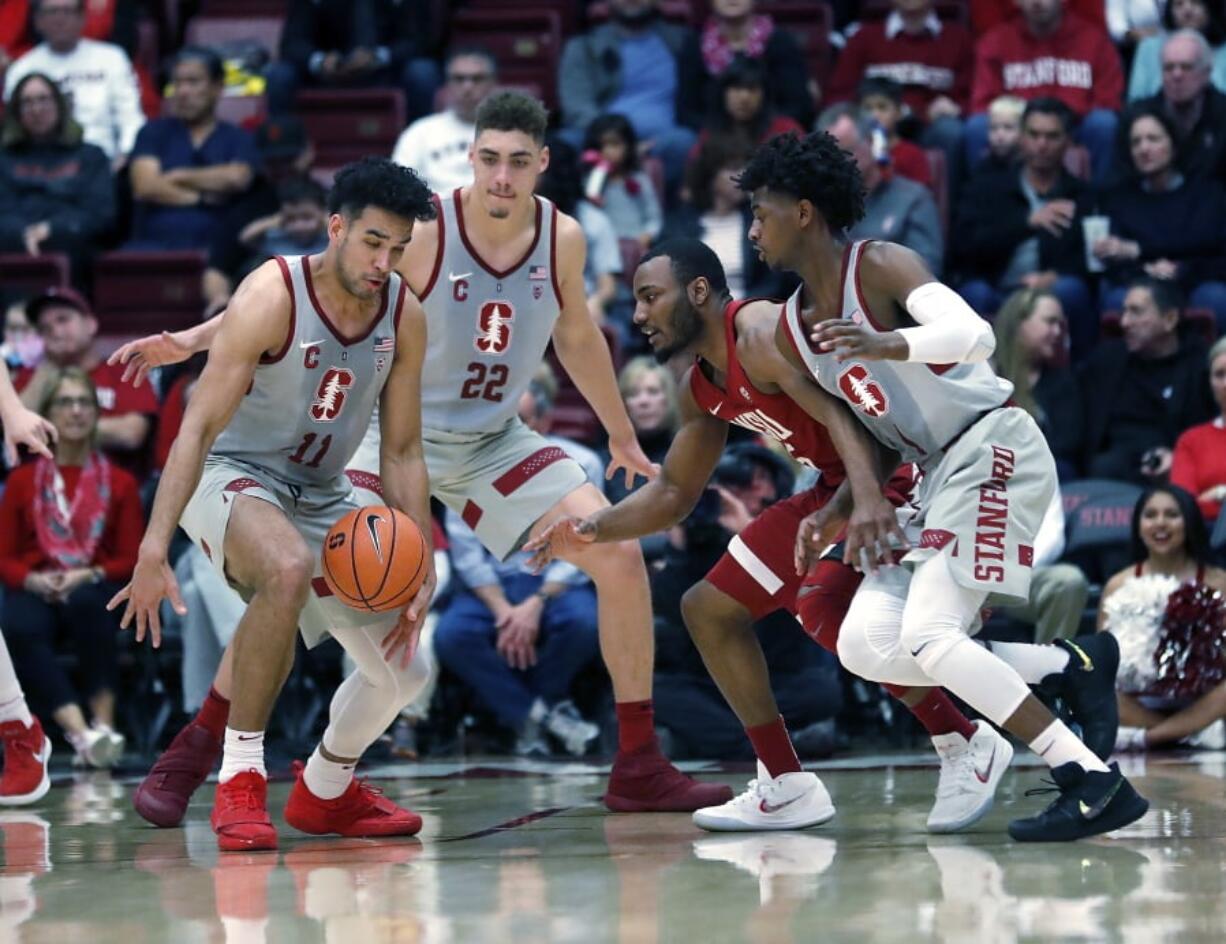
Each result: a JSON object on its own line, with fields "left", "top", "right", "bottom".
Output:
{"left": 1079, "top": 778, "right": 1123, "bottom": 819}
{"left": 759, "top": 792, "right": 807, "bottom": 815}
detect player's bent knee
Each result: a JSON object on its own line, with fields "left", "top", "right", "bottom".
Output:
{"left": 261, "top": 542, "right": 315, "bottom": 602}
{"left": 897, "top": 618, "right": 961, "bottom": 674}
{"left": 581, "top": 537, "right": 645, "bottom": 582}
{"left": 836, "top": 621, "right": 884, "bottom": 681}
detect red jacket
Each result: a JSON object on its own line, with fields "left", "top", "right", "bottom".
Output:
{"left": 971, "top": 14, "right": 1123, "bottom": 116}
{"left": 829, "top": 18, "right": 974, "bottom": 117}
{"left": 0, "top": 459, "right": 143, "bottom": 588}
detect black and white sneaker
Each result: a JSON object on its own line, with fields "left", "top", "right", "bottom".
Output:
{"left": 1043, "top": 634, "right": 1120, "bottom": 761}
{"left": 1007, "top": 762, "right": 1149, "bottom": 842}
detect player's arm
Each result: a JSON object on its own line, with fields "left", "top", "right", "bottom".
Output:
{"left": 0, "top": 361, "right": 56, "bottom": 464}
{"left": 809, "top": 243, "right": 995, "bottom": 365}
{"left": 550, "top": 213, "right": 656, "bottom": 486}
{"left": 378, "top": 291, "right": 437, "bottom": 666}
{"left": 107, "top": 262, "right": 290, "bottom": 644}
{"left": 108, "top": 310, "right": 227, "bottom": 387}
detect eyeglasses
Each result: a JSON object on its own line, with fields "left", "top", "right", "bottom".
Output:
{"left": 49, "top": 395, "right": 95, "bottom": 410}
{"left": 447, "top": 73, "right": 493, "bottom": 85}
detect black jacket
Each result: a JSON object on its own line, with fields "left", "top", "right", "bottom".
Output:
{"left": 952, "top": 166, "right": 1092, "bottom": 283}
{"left": 0, "top": 140, "right": 114, "bottom": 245}
{"left": 1116, "top": 88, "right": 1226, "bottom": 183}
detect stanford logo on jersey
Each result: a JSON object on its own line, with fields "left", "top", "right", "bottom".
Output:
{"left": 838, "top": 364, "right": 889, "bottom": 418}
{"left": 309, "top": 367, "right": 354, "bottom": 422}
{"left": 475, "top": 301, "right": 514, "bottom": 355}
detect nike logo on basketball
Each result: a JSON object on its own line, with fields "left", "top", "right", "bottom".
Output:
{"left": 1079, "top": 778, "right": 1122, "bottom": 819}
{"left": 448, "top": 271, "right": 472, "bottom": 282}
{"left": 365, "top": 512, "right": 385, "bottom": 563}
{"left": 759, "top": 792, "right": 806, "bottom": 815}
{"left": 299, "top": 339, "right": 325, "bottom": 349}
{"left": 975, "top": 743, "right": 997, "bottom": 784}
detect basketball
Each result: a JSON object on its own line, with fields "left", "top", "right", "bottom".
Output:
{"left": 321, "top": 506, "right": 428, "bottom": 612}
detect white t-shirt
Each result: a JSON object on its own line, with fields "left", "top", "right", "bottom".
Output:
{"left": 4, "top": 39, "right": 145, "bottom": 160}
{"left": 701, "top": 211, "right": 746, "bottom": 299}
{"left": 391, "top": 110, "right": 475, "bottom": 196}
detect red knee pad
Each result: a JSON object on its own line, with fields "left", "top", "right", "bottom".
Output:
{"left": 796, "top": 559, "right": 863, "bottom": 654}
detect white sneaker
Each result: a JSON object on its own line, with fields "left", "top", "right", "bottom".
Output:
{"left": 543, "top": 700, "right": 600, "bottom": 757}
{"left": 1115, "top": 725, "right": 1148, "bottom": 754}
{"left": 70, "top": 728, "right": 121, "bottom": 769}
{"left": 926, "top": 721, "right": 1013, "bottom": 833}
{"left": 692, "top": 762, "right": 835, "bottom": 832}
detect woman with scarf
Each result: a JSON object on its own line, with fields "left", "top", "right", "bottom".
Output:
{"left": 0, "top": 367, "right": 142, "bottom": 768}
{"left": 1100, "top": 484, "right": 1226, "bottom": 752}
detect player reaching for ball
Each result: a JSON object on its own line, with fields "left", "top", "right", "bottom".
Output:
{"left": 107, "top": 157, "right": 438, "bottom": 852}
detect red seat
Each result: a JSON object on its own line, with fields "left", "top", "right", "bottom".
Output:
{"left": 545, "top": 324, "right": 623, "bottom": 445}
{"left": 1099, "top": 307, "right": 1218, "bottom": 345}
{"left": 449, "top": 9, "right": 563, "bottom": 109}
{"left": 0, "top": 254, "right": 71, "bottom": 298}
{"left": 296, "top": 89, "right": 406, "bottom": 169}
{"left": 460, "top": 0, "right": 582, "bottom": 36}
{"left": 92, "top": 251, "right": 207, "bottom": 334}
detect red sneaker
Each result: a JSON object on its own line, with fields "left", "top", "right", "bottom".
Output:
{"left": 211, "top": 770, "right": 277, "bottom": 852}
{"left": 0, "top": 718, "right": 51, "bottom": 806}
{"left": 604, "top": 740, "right": 734, "bottom": 813}
{"left": 283, "top": 763, "right": 422, "bottom": 838}
{"left": 133, "top": 722, "right": 222, "bottom": 827}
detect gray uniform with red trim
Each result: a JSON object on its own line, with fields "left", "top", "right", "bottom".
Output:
{"left": 348, "top": 189, "right": 588, "bottom": 559}
{"left": 181, "top": 254, "right": 408, "bottom": 645}
{"left": 779, "top": 240, "right": 1055, "bottom": 602}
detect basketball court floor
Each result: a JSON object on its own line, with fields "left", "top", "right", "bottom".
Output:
{"left": 2, "top": 750, "right": 1223, "bottom": 942}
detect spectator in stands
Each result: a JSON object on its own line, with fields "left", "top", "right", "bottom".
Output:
{"left": 1, "top": 295, "right": 41, "bottom": 370}
{"left": 1094, "top": 106, "right": 1226, "bottom": 332}
{"left": 1122, "top": 29, "right": 1226, "bottom": 182}
{"left": 981, "top": 94, "right": 1026, "bottom": 172}
{"left": 582, "top": 113, "right": 663, "bottom": 249}
{"left": 391, "top": 46, "right": 496, "bottom": 195}
{"left": 237, "top": 175, "right": 328, "bottom": 267}
{"left": 2, "top": 0, "right": 143, "bottom": 167}
{"left": 14, "top": 287, "right": 157, "bottom": 471}
{"left": 992, "top": 288, "right": 1082, "bottom": 479}
{"left": 698, "top": 0, "right": 812, "bottom": 126}
{"left": 968, "top": 0, "right": 1123, "bottom": 180}
{"left": 953, "top": 98, "right": 1095, "bottom": 355}
{"left": 0, "top": 0, "right": 140, "bottom": 63}
{"left": 662, "top": 133, "right": 793, "bottom": 300}
{"left": 1172, "top": 337, "right": 1226, "bottom": 523}
{"left": 0, "top": 73, "right": 114, "bottom": 283}
{"left": 1128, "top": 0, "right": 1226, "bottom": 101}
{"left": 693, "top": 55, "right": 803, "bottom": 162}
{"left": 268, "top": 0, "right": 441, "bottom": 121}
{"left": 819, "top": 107, "right": 944, "bottom": 275}
{"left": 1102, "top": 484, "right": 1226, "bottom": 752}
{"left": 828, "top": 0, "right": 973, "bottom": 186}
{"left": 558, "top": 0, "right": 705, "bottom": 197}
{"left": 1078, "top": 277, "right": 1215, "bottom": 481}
{"left": 0, "top": 367, "right": 142, "bottom": 768}
{"left": 856, "top": 76, "right": 933, "bottom": 187}
{"left": 607, "top": 357, "right": 677, "bottom": 505}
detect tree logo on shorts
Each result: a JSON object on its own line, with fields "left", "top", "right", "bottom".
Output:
{"left": 309, "top": 367, "right": 355, "bottom": 422}
{"left": 838, "top": 364, "right": 889, "bottom": 418}
{"left": 475, "top": 301, "right": 515, "bottom": 355}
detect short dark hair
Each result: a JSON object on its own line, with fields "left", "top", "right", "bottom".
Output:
{"left": 1022, "top": 97, "right": 1074, "bottom": 135}
{"left": 474, "top": 91, "right": 549, "bottom": 145}
{"left": 1124, "top": 104, "right": 1182, "bottom": 172}
{"left": 857, "top": 76, "right": 904, "bottom": 105}
{"left": 640, "top": 238, "right": 730, "bottom": 299}
{"left": 1130, "top": 484, "right": 1209, "bottom": 564}
{"left": 736, "top": 131, "right": 866, "bottom": 232}
{"left": 173, "top": 45, "right": 224, "bottom": 83}
{"left": 444, "top": 44, "right": 498, "bottom": 77}
{"left": 719, "top": 54, "right": 767, "bottom": 92}
{"left": 327, "top": 157, "right": 436, "bottom": 224}
{"left": 1127, "top": 275, "right": 1184, "bottom": 315}
{"left": 1163, "top": 0, "right": 1226, "bottom": 44}
{"left": 277, "top": 175, "right": 327, "bottom": 208}
{"left": 583, "top": 113, "right": 639, "bottom": 170}
{"left": 685, "top": 131, "right": 751, "bottom": 212}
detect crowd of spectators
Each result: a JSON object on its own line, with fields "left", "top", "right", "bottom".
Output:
{"left": 2, "top": 0, "right": 1226, "bottom": 764}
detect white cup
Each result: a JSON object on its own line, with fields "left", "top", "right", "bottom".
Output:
{"left": 1083, "top": 215, "right": 1110, "bottom": 273}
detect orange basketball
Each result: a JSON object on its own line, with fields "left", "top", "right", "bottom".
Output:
{"left": 322, "top": 506, "right": 428, "bottom": 612}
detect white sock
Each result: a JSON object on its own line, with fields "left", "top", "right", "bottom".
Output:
{"left": 0, "top": 696, "right": 33, "bottom": 729}
{"left": 1029, "top": 720, "right": 1109, "bottom": 773}
{"left": 985, "top": 641, "right": 1070, "bottom": 684}
{"left": 302, "top": 744, "right": 355, "bottom": 800}
{"left": 0, "top": 636, "right": 33, "bottom": 728}
{"left": 219, "top": 728, "right": 266, "bottom": 783}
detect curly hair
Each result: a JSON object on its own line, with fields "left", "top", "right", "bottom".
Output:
{"left": 735, "top": 131, "right": 866, "bottom": 232}
{"left": 327, "top": 157, "right": 436, "bottom": 223}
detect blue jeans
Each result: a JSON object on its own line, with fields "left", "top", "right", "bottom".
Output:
{"left": 433, "top": 579, "right": 600, "bottom": 730}
{"left": 959, "top": 274, "right": 1097, "bottom": 361}
{"left": 965, "top": 108, "right": 1119, "bottom": 183}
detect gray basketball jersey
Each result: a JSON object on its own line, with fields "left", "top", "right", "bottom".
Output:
{"left": 213, "top": 255, "right": 403, "bottom": 486}
{"left": 418, "top": 188, "right": 563, "bottom": 432}
{"left": 780, "top": 240, "right": 1012, "bottom": 470}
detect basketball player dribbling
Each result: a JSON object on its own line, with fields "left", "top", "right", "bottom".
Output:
{"left": 107, "top": 158, "right": 439, "bottom": 851}
{"left": 741, "top": 131, "right": 1149, "bottom": 841}
{"left": 112, "top": 92, "right": 731, "bottom": 817}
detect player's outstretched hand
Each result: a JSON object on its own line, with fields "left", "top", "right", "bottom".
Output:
{"left": 606, "top": 433, "right": 660, "bottom": 490}
{"left": 842, "top": 492, "right": 910, "bottom": 575}
{"left": 524, "top": 515, "right": 597, "bottom": 571}
{"left": 107, "top": 330, "right": 194, "bottom": 387}
{"left": 383, "top": 564, "right": 437, "bottom": 669}
{"left": 794, "top": 503, "right": 849, "bottom": 576}
{"left": 809, "top": 322, "right": 907, "bottom": 362}
{"left": 107, "top": 550, "right": 186, "bottom": 648}
{"left": 2, "top": 403, "right": 56, "bottom": 465}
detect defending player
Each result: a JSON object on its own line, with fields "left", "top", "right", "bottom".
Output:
{"left": 108, "top": 158, "right": 438, "bottom": 851}
{"left": 112, "top": 92, "right": 730, "bottom": 817}
{"left": 742, "top": 131, "right": 1148, "bottom": 841}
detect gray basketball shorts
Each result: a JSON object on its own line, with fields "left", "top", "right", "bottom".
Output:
{"left": 347, "top": 417, "right": 588, "bottom": 560}
{"left": 902, "top": 406, "right": 1057, "bottom": 604}
{"left": 180, "top": 456, "right": 397, "bottom": 648}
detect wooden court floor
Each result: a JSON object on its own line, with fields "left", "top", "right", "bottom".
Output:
{"left": 1, "top": 750, "right": 1223, "bottom": 943}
